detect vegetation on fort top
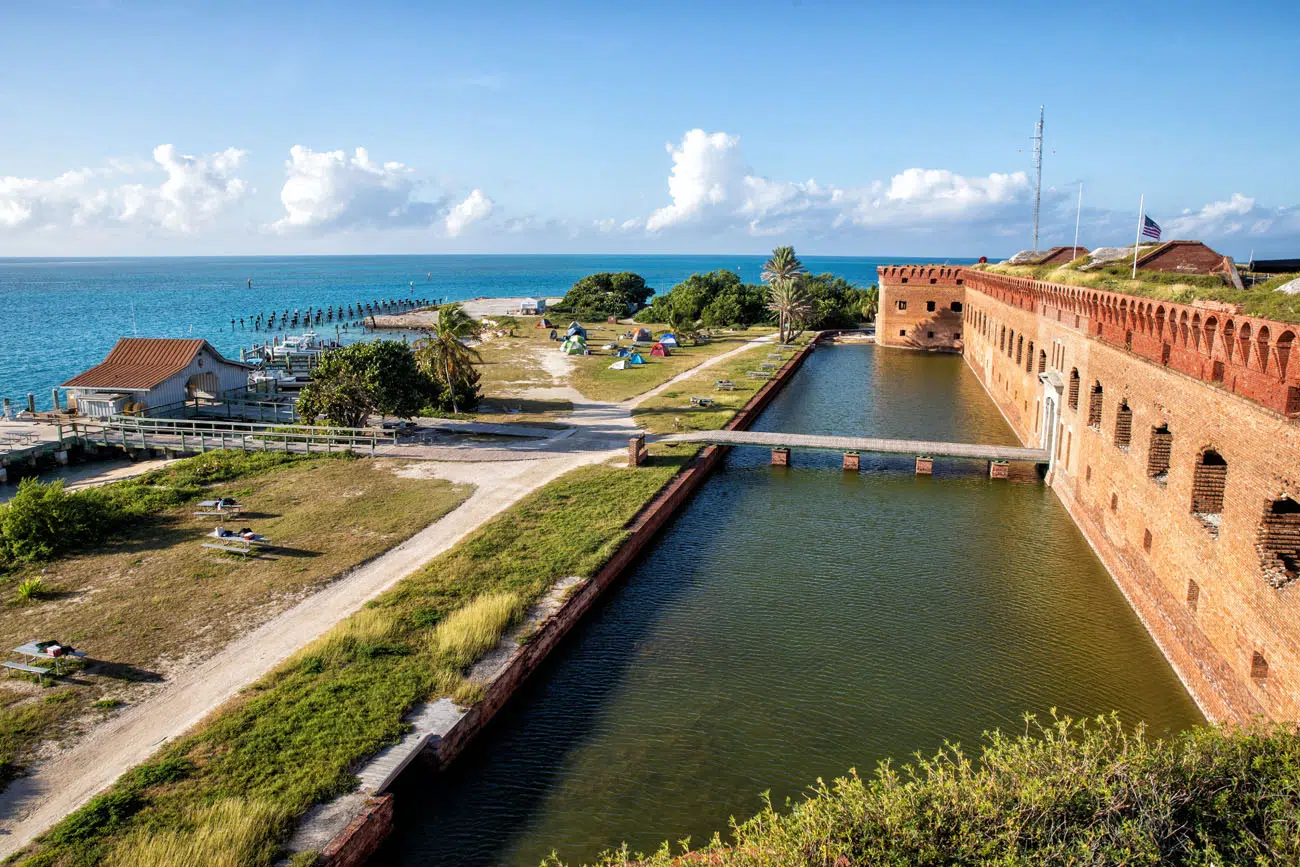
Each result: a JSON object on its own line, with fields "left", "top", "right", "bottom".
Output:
{"left": 980, "top": 261, "right": 1300, "bottom": 323}
{"left": 555, "top": 714, "right": 1300, "bottom": 867}
{"left": 0, "top": 451, "right": 470, "bottom": 788}
{"left": 7, "top": 448, "right": 699, "bottom": 867}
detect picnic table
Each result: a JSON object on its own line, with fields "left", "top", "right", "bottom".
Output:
{"left": 767, "top": 352, "right": 783, "bottom": 359}
{"left": 759, "top": 362, "right": 779, "bottom": 370}
{"left": 689, "top": 397, "right": 716, "bottom": 407}
{"left": 715, "top": 379, "right": 736, "bottom": 391}
{"left": 202, "top": 527, "right": 271, "bottom": 556}
{"left": 6, "top": 641, "right": 86, "bottom": 683}
{"left": 194, "top": 498, "right": 244, "bottom": 518}
{"left": 747, "top": 370, "right": 771, "bottom": 379}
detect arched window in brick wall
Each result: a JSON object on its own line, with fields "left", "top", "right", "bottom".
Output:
{"left": 1147, "top": 424, "right": 1172, "bottom": 483}
{"left": 1191, "top": 449, "right": 1228, "bottom": 534}
{"left": 1238, "top": 323, "right": 1252, "bottom": 368}
{"left": 1087, "top": 381, "right": 1104, "bottom": 429}
{"left": 1114, "top": 400, "right": 1133, "bottom": 450}
{"left": 1016, "top": 335, "right": 1023, "bottom": 365}
{"left": 1258, "top": 496, "right": 1300, "bottom": 589}
{"left": 1008, "top": 329, "right": 1015, "bottom": 358}
{"left": 1256, "top": 326, "right": 1270, "bottom": 373}
{"left": 1068, "top": 368, "right": 1080, "bottom": 410}
{"left": 1000, "top": 326, "right": 1006, "bottom": 352}
{"left": 1277, "top": 330, "right": 1295, "bottom": 379}
{"left": 1026, "top": 340, "right": 1034, "bottom": 372}
{"left": 1038, "top": 349, "right": 1047, "bottom": 374}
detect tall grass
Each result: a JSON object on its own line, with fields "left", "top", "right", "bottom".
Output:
{"left": 428, "top": 591, "right": 522, "bottom": 668}
{"left": 105, "top": 799, "right": 286, "bottom": 867}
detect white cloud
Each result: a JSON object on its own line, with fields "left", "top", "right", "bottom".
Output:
{"left": 0, "top": 145, "right": 247, "bottom": 233}
{"left": 272, "top": 145, "right": 443, "bottom": 233}
{"left": 646, "top": 130, "right": 746, "bottom": 232}
{"left": 640, "top": 129, "right": 1033, "bottom": 239}
{"left": 444, "top": 189, "right": 493, "bottom": 236}
{"left": 1163, "top": 193, "right": 1300, "bottom": 241}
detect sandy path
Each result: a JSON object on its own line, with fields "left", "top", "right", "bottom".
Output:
{"left": 0, "top": 450, "right": 618, "bottom": 856}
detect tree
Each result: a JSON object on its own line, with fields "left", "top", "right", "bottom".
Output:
{"left": 414, "top": 303, "right": 483, "bottom": 414}
{"left": 861, "top": 286, "right": 880, "bottom": 323}
{"left": 554, "top": 272, "right": 651, "bottom": 320}
{"left": 767, "top": 282, "right": 812, "bottom": 344}
{"left": 761, "top": 246, "right": 808, "bottom": 343}
{"left": 297, "top": 340, "right": 433, "bottom": 427}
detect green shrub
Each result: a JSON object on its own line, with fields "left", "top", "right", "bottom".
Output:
{"left": 13, "top": 576, "right": 51, "bottom": 603}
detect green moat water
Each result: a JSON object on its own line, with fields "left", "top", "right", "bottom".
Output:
{"left": 383, "top": 343, "right": 1203, "bottom": 866}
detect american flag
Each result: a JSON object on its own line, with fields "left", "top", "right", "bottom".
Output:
{"left": 1141, "top": 215, "right": 1162, "bottom": 241}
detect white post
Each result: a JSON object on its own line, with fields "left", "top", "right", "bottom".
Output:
{"left": 1072, "top": 183, "right": 1083, "bottom": 261}
{"left": 1132, "top": 194, "right": 1145, "bottom": 279}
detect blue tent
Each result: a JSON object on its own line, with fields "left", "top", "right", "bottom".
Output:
{"left": 616, "top": 347, "right": 631, "bottom": 358}
{"left": 659, "top": 333, "right": 680, "bottom": 347}
{"left": 627, "top": 352, "right": 647, "bottom": 365}
{"left": 567, "top": 322, "right": 587, "bottom": 339}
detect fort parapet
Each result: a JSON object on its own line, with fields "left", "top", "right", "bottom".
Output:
{"left": 879, "top": 265, "right": 1300, "bottom": 723}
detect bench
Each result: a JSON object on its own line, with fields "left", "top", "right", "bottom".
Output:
{"left": 747, "top": 370, "right": 771, "bottom": 379}
{"left": 202, "top": 542, "right": 259, "bottom": 556}
{"left": 767, "top": 353, "right": 783, "bottom": 359}
{"left": 4, "top": 661, "right": 51, "bottom": 684}
{"left": 715, "top": 380, "right": 736, "bottom": 391}
{"left": 689, "top": 397, "right": 715, "bottom": 407}
{"left": 193, "top": 508, "right": 244, "bottom": 518}
{"left": 759, "top": 362, "right": 778, "bottom": 370}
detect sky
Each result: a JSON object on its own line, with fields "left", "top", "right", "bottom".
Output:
{"left": 1, "top": 0, "right": 1298, "bottom": 259}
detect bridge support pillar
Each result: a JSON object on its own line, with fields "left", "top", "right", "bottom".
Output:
{"left": 989, "top": 460, "right": 1010, "bottom": 479}
{"left": 771, "top": 447, "right": 790, "bottom": 467}
{"left": 55, "top": 450, "right": 68, "bottom": 466}
{"left": 915, "top": 456, "right": 933, "bottom": 475}
{"left": 628, "top": 434, "right": 647, "bottom": 467}
{"left": 842, "top": 451, "right": 860, "bottom": 471}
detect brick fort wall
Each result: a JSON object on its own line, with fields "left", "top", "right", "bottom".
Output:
{"left": 879, "top": 265, "right": 1300, "bottom": 723}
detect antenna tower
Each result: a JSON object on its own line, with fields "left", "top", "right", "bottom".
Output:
{"left": 1031, "top": 105, "right": 1044, "bottom": 252}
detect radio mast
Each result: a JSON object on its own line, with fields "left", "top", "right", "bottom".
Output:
{"left": 1031, "top": 105, "right": 1044, "bottom": 252}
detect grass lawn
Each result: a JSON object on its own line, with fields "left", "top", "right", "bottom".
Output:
{"left": 9, "top": 445, "right": 702, "bottom": 867}
{"left": 981, "top": 262, "right": 1300, "bottom": 323}
{"left": 631, "top": 342, "right": 802, "bottom": 434}
{"left": 0, "top": 454, "right": 470, "bottom": 789}
{"left": 568, "top": 327, "right": 777, "bottom": 403}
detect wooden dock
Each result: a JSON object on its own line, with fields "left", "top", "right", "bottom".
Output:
{"left": 664, "top": 430, "right": 1050, "bottom": 463}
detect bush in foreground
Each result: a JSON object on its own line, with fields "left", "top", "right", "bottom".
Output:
{"left": 561, "top": 715, "right": 1300, "bottom": 867}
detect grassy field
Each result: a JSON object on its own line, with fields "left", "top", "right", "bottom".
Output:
{"left": 631, "top": 342, "right": 801, "bottom": 434}
{"left": 0, "top": 454, "right": 470, "bottom": 788}
{"left": 8, "top": 445, "right": 702, "bottom": 867}
{"left": 981, "top": 261, "right": 1300, "bottom": 323}
{"left": 568, "top": 328, "right": 777, "bottom": 403}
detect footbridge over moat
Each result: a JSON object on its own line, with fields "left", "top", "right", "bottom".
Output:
{"left": 662, "top": 430, "right": 1050, "bottom": 464}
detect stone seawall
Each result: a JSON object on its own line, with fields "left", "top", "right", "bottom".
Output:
{"left": 316, "top": 339, "right": 819, "bottom": 865}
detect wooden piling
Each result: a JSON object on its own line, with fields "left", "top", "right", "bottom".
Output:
{"left": 771, "top": 447, "right": 790, "bottom": 467}
{"left": 915, "top": 456, "right": 934, "bottom": 475}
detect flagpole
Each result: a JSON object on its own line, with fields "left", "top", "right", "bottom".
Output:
{"left": 1073, "top": 183, "right": 1083, "bottom": 261}
{"left": 1132, "top": 194, "right": 1144, "bottom": 279}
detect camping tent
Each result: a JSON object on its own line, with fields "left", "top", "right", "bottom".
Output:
{"left": 650, "top": 342, "right": 669, "bottom": 357}
{"left": 561, "top": 335, "right": 587, "bottom": 355}
{"left": 615, "top": 347, "right": 631, "bottom": 358}
{"left": 633, "top": 327, "right": 653, "bottom": 343}
{"left": 536, "top": 318, "right": 554, "bottom": 328}
{"left": 608, "top": 359, "right": 627, "bottom": 370}
{"left": 567, "top": 322, "right": 587, "bottom": 339}
{"left": 659, "top": 333, "right": 680, "bottom": 347}
{"left": 627, "top": 352, "right": 647, "bottom": 365}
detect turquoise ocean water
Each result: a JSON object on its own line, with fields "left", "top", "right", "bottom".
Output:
{"left": 0, "top": 255, "right": 974, "bottom": 411}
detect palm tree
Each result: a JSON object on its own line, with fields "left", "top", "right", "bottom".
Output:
{"left": 761, "top": 246, "right": 807, "bottom": 343}
{"left": 414, "top": 303, "right": 482, "bottom": 414}
{"left": 861, "top": 286, "right": 880, "bottom": 324}
{"left": 767, "top": 282, "right": 813, "bottom": 344}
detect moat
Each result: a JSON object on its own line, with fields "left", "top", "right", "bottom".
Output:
{"left": 381, "top": 343, "right": 1203, "bottom": 866}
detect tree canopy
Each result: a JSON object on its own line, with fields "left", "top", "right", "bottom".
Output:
{"left": 553, "top": 272, "right": 652, "bottom": 320}
{"left": 414, "top": 303, "right": 483, "bottom": 414}
{"left": 297, "top": 340, "right": 435, "bottom": 427}
{"left": 635, "top": 269, "right": 770, "bottom": 328}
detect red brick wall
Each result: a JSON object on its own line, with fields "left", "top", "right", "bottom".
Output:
{"left": 963, "top": 278, "right": 1300, "bottom": 723}
{"left": 877, "top": 266, "right": 967, "bottom": 351}
{"left": 1137, "top": 241, "right": 1231, "bottom": 276}
{"left": 321, "top": 795, "right": 393, "bottom": 867}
